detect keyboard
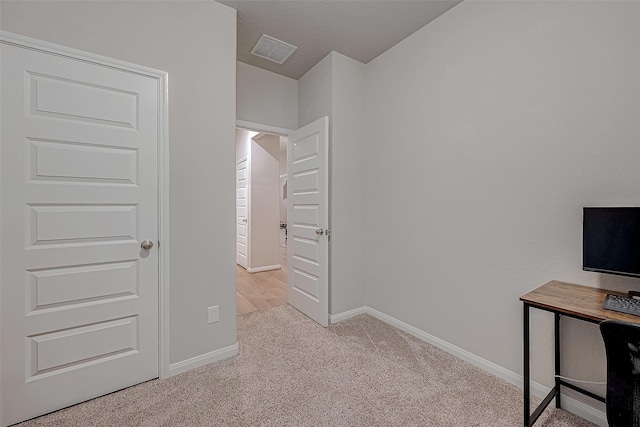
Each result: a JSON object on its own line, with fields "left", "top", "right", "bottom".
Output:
{"left": 603, "top": 294, "right": 640, "bottom": 317}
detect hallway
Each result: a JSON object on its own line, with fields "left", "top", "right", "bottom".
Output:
{"left": 236, "top": 241, "right": 287, "bottom": 315}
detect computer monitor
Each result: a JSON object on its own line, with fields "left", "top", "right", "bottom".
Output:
{"left": 583, "top": 207, "right": 640, "bottom": 278}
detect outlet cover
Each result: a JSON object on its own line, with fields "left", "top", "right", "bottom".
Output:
{"left": 207, "top": 305, "right": 219, "bottom": 324}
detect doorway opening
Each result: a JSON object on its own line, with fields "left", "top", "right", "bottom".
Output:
{"left": 235, "top": 116, "right": 329, "bottom": 327}
{"left": 235, "top": 127, "right": 289, "bottom": 315}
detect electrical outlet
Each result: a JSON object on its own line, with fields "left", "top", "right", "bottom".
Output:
{"left": 207, "top": 305, "right": 219, "bottom": 324}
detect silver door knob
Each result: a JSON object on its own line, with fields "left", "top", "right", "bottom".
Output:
{"left": 315, "top": 229, "right": 324, "bottom": 236}
{"left": 141, "top": 240, "right": 154, "bottom": 250}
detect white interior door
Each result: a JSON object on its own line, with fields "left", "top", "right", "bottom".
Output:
{"left": 236, "top": 158, "right": 249, "bottom": 269}
{"left": 0, "top": 42, "right": 159, "bottom": 426}
{"left": 287, "top": 117, "right": 329, "bottom": 327}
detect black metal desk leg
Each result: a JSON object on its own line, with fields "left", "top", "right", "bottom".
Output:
{"left": 524, "top": 303, "right": 530, "bottom": 426}
{"left": 554, "top": 313, "right": 561, "bottom": 408}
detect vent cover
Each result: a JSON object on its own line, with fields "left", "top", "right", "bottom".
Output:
{"left": 250, "top": 34, "right": 297, "bottom": 64}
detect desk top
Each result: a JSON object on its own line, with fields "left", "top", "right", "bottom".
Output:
{"left": 520, "top": 280, "right": 640, "bottom": 324}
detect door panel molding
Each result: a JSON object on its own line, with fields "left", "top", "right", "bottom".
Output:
{"left": 236, "top": 158, "right": 250, "bottom": 269}
{"left": 0, "top": 31, "right": 170, "bottom": 426}
{"left": 287, "top": 117, "right": 329, "bottom": 327}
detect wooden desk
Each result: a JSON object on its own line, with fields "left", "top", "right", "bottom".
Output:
{"left": 520, "top": 280, "right": 640, "bottom": 426}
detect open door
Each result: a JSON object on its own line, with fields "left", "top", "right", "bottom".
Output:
{"left": 287, "top": 117, "right": 329, "bottom": 327}
{"left": 236, "top": 158, "right": 249, "bottom": 269}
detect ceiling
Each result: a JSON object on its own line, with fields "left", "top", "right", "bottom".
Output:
{"left": 217, "top": 0, "right": 463, "bottom": 80}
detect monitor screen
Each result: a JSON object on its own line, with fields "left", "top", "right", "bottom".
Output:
{"left": 583, "top": 207, "right": 640, "bottom": 278}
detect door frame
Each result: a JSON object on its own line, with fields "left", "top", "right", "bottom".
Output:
{"left": 236, "top": 119, "right": 331, "bottom": 327}
{"left": 236, "top": 120, "right": 293, "bottom": 138}
{"left": 0, "top": 31, "right": 172, "bottom": 383}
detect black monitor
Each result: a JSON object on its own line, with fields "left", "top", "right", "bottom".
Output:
{"left": 583, "top": 207, "right": 640, "bottom": 278}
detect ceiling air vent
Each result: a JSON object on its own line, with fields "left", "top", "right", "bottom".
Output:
{"left": 250, "top": 34, "right": 297, "bottom": 64}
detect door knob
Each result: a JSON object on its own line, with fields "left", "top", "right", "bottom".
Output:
{"left": 315, "top": 229, "right": 324, "bottom": 236}
{"left": 141, "top": 240, "right": 154, "bottom": 250}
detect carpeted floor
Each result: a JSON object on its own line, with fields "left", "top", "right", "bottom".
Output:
{"left": 19, "top": 305, "right": 596, "bottom": 426}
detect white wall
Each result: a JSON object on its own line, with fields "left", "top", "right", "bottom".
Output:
{"left": 329, "top": 53, "right": 367, "bottom": 314}
{"left": 1, "top": 0, "right": 238, "bottom": 365}
{"left": 235, "top": 130, "right": 280, "bottom": 270}
{"left": 279, "top": 138, "right": 288, "bottom": 175}
{"left": 237, "top": 61, "right": 298, "bottom": 130}
{"left": 249, "top": 134, "right": 281, "bottom": 269}
{"left": 236, "top": 128, "right": 254, "bottom": 162}
{"left": 298, "top": 53, "right": 333, "bottom": 128}
{"left": 364, "top": 0, "right": 640, "bottom": 409}
{"left": 298, "top": 52, "right": 367, "bottom": 314}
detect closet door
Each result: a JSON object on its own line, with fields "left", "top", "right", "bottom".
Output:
{"left": 1, "top": 39, "right": 160, "bottom": 426}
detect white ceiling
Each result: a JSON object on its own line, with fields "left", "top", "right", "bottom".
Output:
{"left": 217, "top": 0, "right": 463, "bottom": 80}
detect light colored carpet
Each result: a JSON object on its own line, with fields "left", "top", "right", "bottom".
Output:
{"left": 19, "top": 305, "right": 596, "bottom": 426}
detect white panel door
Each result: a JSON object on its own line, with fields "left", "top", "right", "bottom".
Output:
{"left": 236, "top": 158, "right": 249, "bottom": 269}
{"left": 0, "top": 42, "right": 159, "bottom": 426}
{"left": 287, "top": 117, "right": 329, "bottom": 327}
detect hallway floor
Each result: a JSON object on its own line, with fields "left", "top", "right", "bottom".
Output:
{"left": 236, "top": 243, "right": 287, "bottom": 315}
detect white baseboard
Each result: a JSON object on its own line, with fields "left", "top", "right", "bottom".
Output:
{"left": 247, "top": 264, "right": 280, "bottom": 273}
{"left": 556, "top": 393, "right": 607, "bottom": 427}
{"left": 329, "top": 306, "right": 368, "bottom": 324}
{"left": 168, "top": 343, "right": 239, "bottom": 377}
{"left": 330, "top": 306, "right": 607, "bottom": 426}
